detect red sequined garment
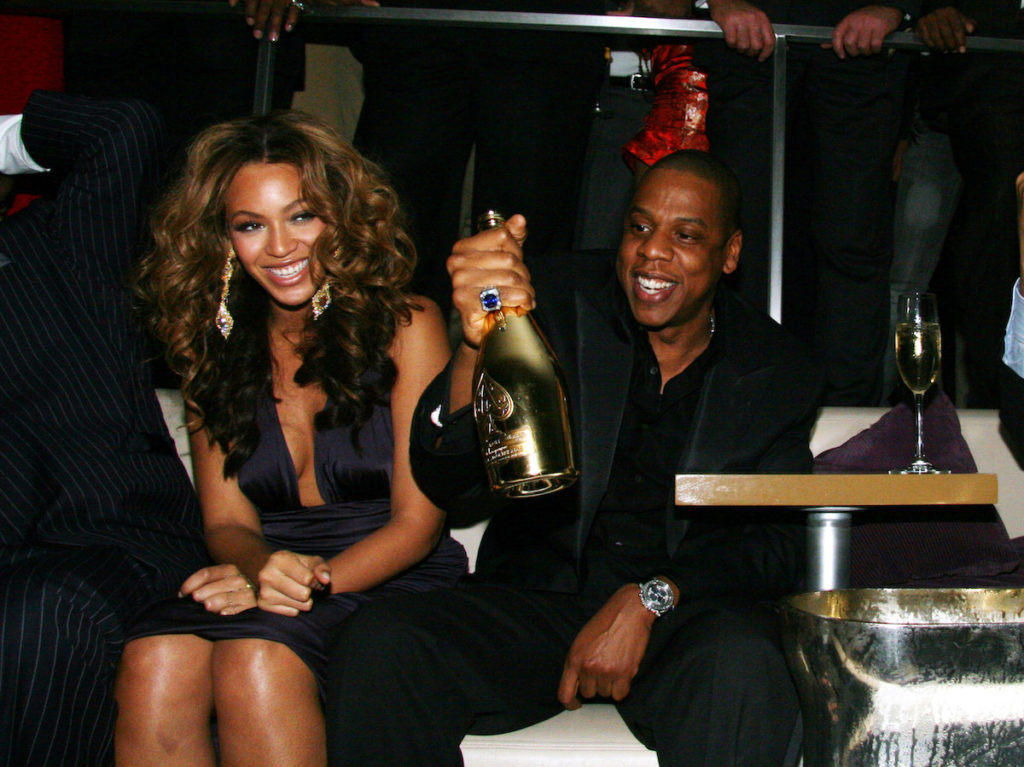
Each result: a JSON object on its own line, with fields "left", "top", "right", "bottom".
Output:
{"left": 0, "top": 15, "right": 64, "bottom": 217}
{"left": 622, "top": 44, "right": 709, "bottom": 172}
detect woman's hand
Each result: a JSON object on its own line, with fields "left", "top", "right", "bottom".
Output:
{"left": 180, "top": 564, "right": 259, "bottom": 616}
{"left": 448, "top": 214, "right": 532, "bottom": 350}
{"left": 256, "top": 550, "right": 332, "bottom": 616}
{"left": 229, "top": 0, "right": 380, "bottom": 42}
{"left": 229, "top": 0, "right": 301, "bottom": 41}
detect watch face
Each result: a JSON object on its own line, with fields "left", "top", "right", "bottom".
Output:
{"left": 641, "top": 579, "right": 675, "bottom": 615}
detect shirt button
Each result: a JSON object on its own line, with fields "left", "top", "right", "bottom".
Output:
{"left": 649, "top": 366, "right": 658, "bottom": 376}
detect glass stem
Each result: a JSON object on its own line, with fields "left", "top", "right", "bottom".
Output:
{"left": 914, "top": 392, "right": 925, "bottom": 462}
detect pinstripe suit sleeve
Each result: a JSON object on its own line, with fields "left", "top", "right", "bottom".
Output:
{"left": 19, "top": 90, "right": 166, "bottom": 285}
{"left": 0, "top": 92, "right": 206, "bottom": 767}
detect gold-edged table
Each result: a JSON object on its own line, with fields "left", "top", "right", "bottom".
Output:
{"left": 674, "top": 473, "right": 998, "bottom": 590}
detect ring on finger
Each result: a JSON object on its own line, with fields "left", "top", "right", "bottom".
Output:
{"left": 290, "top": 0, "right": 307, "bottom": 11}
{"left": 479, "top": 286, "right": 502, "bottom": 313}
{"left": 242, "top": 577, "right": 259, "bottom": 597}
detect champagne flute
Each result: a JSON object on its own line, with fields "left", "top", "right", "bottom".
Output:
{"left": 892, "top": 292, "right": 945, "bottom": 474}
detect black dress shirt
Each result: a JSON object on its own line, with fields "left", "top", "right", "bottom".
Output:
{"left": 588, "top": 299, "right": 719, "bottom": 593}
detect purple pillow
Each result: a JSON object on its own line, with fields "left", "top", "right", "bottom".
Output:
{"left": 813, "top": 391, "right": 1022, "bottom": 587}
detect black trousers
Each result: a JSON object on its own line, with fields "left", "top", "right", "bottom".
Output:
{"left": 696, "top": 43, "right": 906, "bottom": 405}
{"left": 353, "top": 29, "right": 604, "bottom": 317}
{"left": 0, "top": 547, "right": 152, "bottom": 767}
{"left": 325, "top": 582, "right": 799, "bottom": 767}
{"left": 942, "top": 57, "right": 1024, "bottom": 408}
{"left": 64, "top": 13, "right": 304, "bottom": 169}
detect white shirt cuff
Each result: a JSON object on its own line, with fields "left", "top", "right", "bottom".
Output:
{"left": 0, "top": 114, "right": 48, "bottom": 174}
{"left": 1003, "top": 279, "right": 1024, "bottom": 377}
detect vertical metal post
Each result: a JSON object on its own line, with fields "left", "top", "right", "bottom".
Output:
{"left": 253, "top": 38, "right": 276, "bottom": 116}
{"left": 806, "top": 509, "right": 852, "bottom": 591}
{"left": 768, "top": 33, "right": 787, "bottom": 323}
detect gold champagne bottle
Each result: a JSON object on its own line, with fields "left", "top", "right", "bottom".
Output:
{"left": 472, "top": 211, "right": 579, "bottom": 497}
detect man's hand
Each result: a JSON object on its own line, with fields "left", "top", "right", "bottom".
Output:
{"left": 557, "top": 584, "right": 657, "bottom": 709}
{"left": 915, "top": 6, "right": 977, "bottom": 53}
{"left": 256, "top": 550, "right": 331, "bottom": 615}
{"left": 708, "top": 0, "right": 776, "bottom": 62}
{"left": 230, "top": 0, "right": 379, "bottom": 42}
{"left": 448, "top": 214, "right": 533, "bottom": 350}
{"left": 179, "top": 564, "right": 258, "bottom": 616}
{"left": 827, "top": 5, "right": 903, "bottom": 59}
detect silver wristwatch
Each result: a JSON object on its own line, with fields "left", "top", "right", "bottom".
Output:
{"left": 639, "top": 577, "right": 676, "bottom": 617}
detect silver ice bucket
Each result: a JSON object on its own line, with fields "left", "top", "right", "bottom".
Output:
{"left": 781, "top": 588, "right": 1024, "bottom": 767}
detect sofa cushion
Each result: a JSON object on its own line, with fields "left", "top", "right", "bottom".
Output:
{"left": 461, "top": 707, "right": 657, "bottom": 767}
{"left": 813, "top": 391, "right": 1024, "bottom": 587}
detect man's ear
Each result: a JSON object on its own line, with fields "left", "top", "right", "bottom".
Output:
{"left": 721, "top": 229, "right": 741, "bottom": 275}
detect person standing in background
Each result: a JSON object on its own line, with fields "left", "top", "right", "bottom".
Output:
{"left": 696, "top": 0, "right": 917, "bottom": 405}
{"left": 916, "top": 0, "right": 1024, "bottom": 408}
{"left": 63, "top": 0, "right": 304, "bottom": 171}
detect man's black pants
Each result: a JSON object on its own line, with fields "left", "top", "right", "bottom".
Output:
{"left": 325, "top": 582, "right": 799, "bottom": 767}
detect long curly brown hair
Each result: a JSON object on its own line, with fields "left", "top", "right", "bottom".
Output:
{"left": 134, "top": 110, "right": 418, "bottom": 476}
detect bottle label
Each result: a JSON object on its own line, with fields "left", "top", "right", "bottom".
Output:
{"left": 476, "top": 370, "right": 534, "bottom": 466}
{"left": 484, "top": 425, "right": 534, "bottom": 464}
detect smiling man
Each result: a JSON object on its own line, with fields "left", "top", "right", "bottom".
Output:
{"left": 325, "top": 150, "right": 823, "bottom": 767}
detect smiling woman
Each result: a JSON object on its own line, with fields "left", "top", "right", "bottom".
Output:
{"left": 225, "top": 162, "right": 327, "bottom": 316}
{"left": 118, "top": 111, "right": 467, "bottom": 767}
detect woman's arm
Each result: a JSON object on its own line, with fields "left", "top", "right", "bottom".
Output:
{"left": 183, "top": 426, "right": 273, "bottom": 614}
{"left": 190, "top": 426, "right": 274, "bottom": 578}
{"left": 320, "top": 297, "right": 454, "bottom": 594}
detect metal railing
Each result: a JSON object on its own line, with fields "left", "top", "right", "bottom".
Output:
{"left": 4, "top": 0, "right": 1022, "bottom": 319}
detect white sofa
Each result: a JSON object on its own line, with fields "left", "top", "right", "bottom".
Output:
{"left": 156, "top": 391, "right": 1024, "bottom": 765}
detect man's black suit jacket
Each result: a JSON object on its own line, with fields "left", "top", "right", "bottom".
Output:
{"left": 412, "top": 251, "right": 823, "bottom": 603}
{"left": 0, "top": 91, "right": 206, "bottom": 593}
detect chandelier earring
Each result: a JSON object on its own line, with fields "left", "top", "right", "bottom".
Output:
{"left": 311, "top": 250, "right": 339, "bottom": 320}
{"left": 216, "top": 249, "right": 235, "bottom": 339}
{"left": 312, "top": 280, "right": 332, "bottom": 320}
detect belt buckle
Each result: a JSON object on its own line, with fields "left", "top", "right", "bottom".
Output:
{"left": 629, "top": 72, "right": 652, "bottom": 92}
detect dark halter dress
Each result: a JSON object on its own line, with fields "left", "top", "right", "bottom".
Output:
{"left": 126, "top": 395, "right": 467, "bottom": 690}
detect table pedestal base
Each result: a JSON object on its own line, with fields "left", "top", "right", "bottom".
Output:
{"left": 806, "top": 509, "right": 853, "bottom": 591}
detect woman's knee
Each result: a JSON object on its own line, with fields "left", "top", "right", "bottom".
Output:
{"left": 116, "top": 635, "right": 213, "bottom": 709}
{"left": 115, "top": 634, "right": 214, "bottom": 751}
{"left": 211, "top": 639, "right": 316, "bottom": 710}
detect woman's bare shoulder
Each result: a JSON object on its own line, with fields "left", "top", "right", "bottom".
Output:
{"left": 391, "top": 295, "right": 451, "bottom": 365}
